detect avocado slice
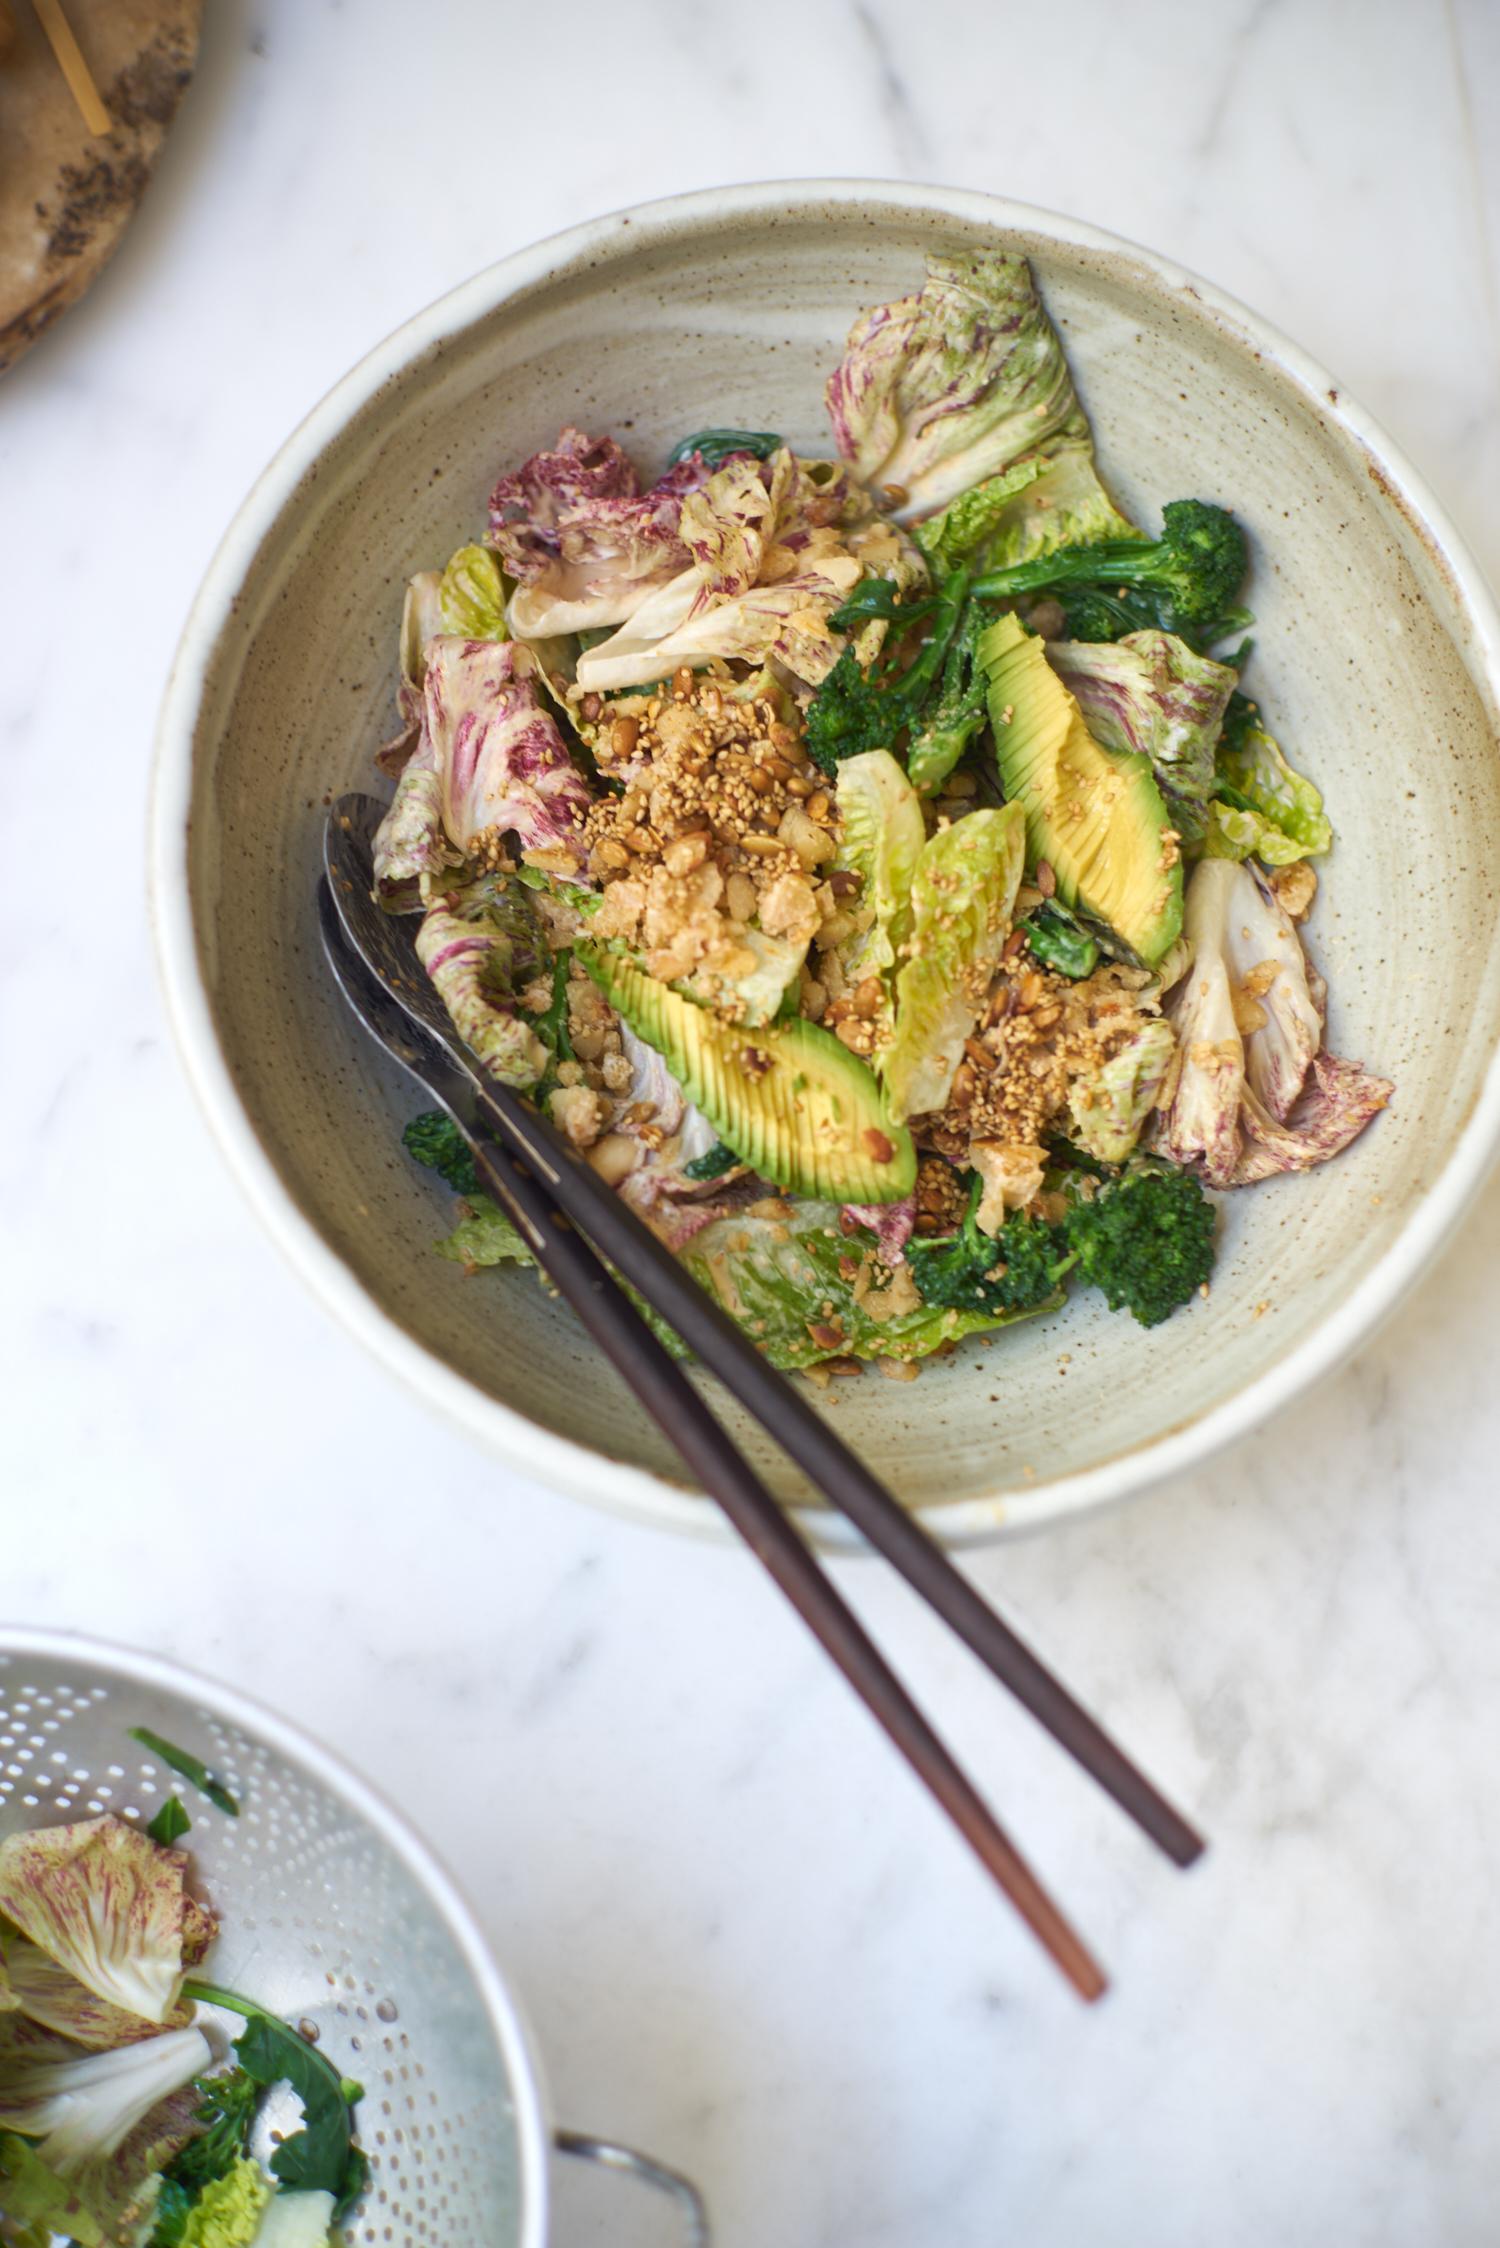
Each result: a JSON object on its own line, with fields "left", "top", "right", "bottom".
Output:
{"left": 579, "top": 948, "right": 916, "bottom": 1204}
{"left": 978, "top": 612, "right": 1183, "bottom": 966}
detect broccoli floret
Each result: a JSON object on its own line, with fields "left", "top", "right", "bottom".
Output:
{"left": 909, "top": 1156, "right": 1217, "bottom": 1332}
{"left": 1061, "top": 1159, "right": 1216, "bottom": 1327}
{"left": 972, "top": 500, "right": 1250, "bottom": 649}
{"left": 805, "top": 567, "right": 971, "bottom": 775}
{"left": 402, "top": 1111, "right": 477, "bottom": 1196}
{"left": 907, "top": 1174, "right": 1070, "bottom": 1316}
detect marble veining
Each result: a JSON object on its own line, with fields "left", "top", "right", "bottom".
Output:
{"left": 2, "top": 2, "right": 1498, "bottom": 2242}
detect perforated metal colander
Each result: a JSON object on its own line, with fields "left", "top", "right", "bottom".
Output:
{"left": 0, "top": 1631, "right": 707, "bottom": 2247}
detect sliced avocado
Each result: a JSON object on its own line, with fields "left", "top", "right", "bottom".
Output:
{"left": 578, "top": 948, "right": 916, "bottom": 1203}
{"left": 978, "top": 612, "right": 1183, "bottom": 966}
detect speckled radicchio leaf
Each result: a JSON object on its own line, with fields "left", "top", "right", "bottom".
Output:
{"left": 0, "top": 1816, "right": 213, "bottom": 2029}
{"left": 1049, "top": 632, "right": 1237, "bottom": 843}
{"left": 428, "top": 638, "right": 591, "bottom": 862}
{"left": 415, "top": 893, "right": 548, "bottom": 1090}
{"left": 842, "top": 1198, "right": 916, "bottom": 1266}
{"left": 371, "top": 734, "right": 461, "bottom": 910}
{"left": 824, "top": 249, "right": 1089, "bottom": 522}
{"left": 0, "top": 1931, "right": 192, "bottom": 2050}
{"left": 1156, "top": 859, "right": 1391, "bottom": 1187}
{"left": 490, "top": 427, "right": 712, "bottom": 635}
{"left": 372, "top": 638, "right": 590, "bottom": 909}
{"left": 1231, "top": 1051, "right": 1393, "bottom": 1185}
{"left": 679, "top": 449, "right": 856, "bottom": 603}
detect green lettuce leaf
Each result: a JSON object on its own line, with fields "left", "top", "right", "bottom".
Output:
{"left": 883, "top": 805, "right": 1026, "bottom": 1121}
{"left": 919, "top": 445, "right": 1135, "bottom": 576}
{"left": 0, "top": 2127, "right": 105, "bottom": 2245}
{"left": 438, "top": 544, "right": 509, "bottom": 640}
{"left": 434, "top": 1192, "right": 536, "bottom": 1270}
{"left": 167, "top": 2155, "right": 271, "bottom": 2247}
{"left": 1204, "top": 703, "right": 1332, "bottom": 865}
{"left": 681, "top": 1205, "right": 1048, "bottom": 1368}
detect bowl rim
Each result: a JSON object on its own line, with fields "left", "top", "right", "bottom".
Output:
{"left": 149, "top": 177, "right": 1500, "bottom": 1551}
{"left": 0, "top": 1624, "right": 552, "bottom": 2244}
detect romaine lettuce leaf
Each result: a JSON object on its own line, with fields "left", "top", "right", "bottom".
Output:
{"left": 883, "top": 805, "right": 1027, "bottom": 1121}
{"left": 681, "top": 1203, "right": 1046, "bottom": 1367}
{"left": 252, "top": 2186, "right": 339, "bottom": 2246}
{"left": 832, "top": 750, "right": 926, "bottom": 1044}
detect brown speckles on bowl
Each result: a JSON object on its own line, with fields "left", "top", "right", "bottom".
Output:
{"left": 151, "top": 184, "right": 1500, "bottom": 1548}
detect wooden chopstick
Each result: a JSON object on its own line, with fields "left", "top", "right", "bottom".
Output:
{"left": 456, "top": 1100, "right": 1107, "bottom": 2001}
{"left": 31, "top": 0, "right": 111, "bottom": 135}
{"left": 462, "top": 1071, "right": 1203, "bottom": 1871}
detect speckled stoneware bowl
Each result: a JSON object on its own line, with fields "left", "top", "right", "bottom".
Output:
{"left": 151, "top": 181, "right": 1500, "bottom": 1547}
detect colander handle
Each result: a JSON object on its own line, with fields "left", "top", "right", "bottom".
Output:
{"left": 554, "top": 2128, "right": 710, "bottom": 2244}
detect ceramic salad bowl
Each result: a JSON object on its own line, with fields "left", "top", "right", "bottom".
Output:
{"left": 150, "top": 181, "right": 1500, "bottom": 1546}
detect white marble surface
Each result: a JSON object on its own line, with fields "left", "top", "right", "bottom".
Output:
{"left": 3, "top": 2, "right": 1500, "bottom": 2241}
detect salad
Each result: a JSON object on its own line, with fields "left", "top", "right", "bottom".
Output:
{"left": 0, "top": 1735, "right": 364, "bottom": 2247}
{"left": 371, "top": 249, "right": 1392, "bottom": 1378}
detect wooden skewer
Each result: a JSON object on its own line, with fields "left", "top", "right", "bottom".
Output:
{"left": 31, "top": 0, "right": 111, "bottom": 136}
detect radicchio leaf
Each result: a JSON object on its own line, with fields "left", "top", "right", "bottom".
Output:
{"left": 0, "top": 1818, "right": 202, "bottom": 2029}
{"left": 489, "top": 428, "right": 708, "bottom": 637}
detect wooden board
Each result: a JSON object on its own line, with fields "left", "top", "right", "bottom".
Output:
{"left": 0, "top": 0, "right": 202, "bottom": 374}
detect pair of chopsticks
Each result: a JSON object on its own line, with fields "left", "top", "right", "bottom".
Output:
{"left": 320, "top": 814, "right": 1204, "bottom": 1999}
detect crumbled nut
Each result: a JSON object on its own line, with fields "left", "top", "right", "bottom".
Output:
{"left": 1269, "top": 860, "right": 1318, "bottom": 920}
{"left": 863, "top": 1126, "right": 896, "bottom": 1164}
{"left": 548, "top": 1084, "right": 609, "bottom": 1149}
{"left": 807, "top": 1321, "right": 844, "bottom": 1350}
{"left": 663, "top": 831, "right": 709, "bottom": 876}
{"left": 879, "top": 1357, "right": 920, "bottom": 1381}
